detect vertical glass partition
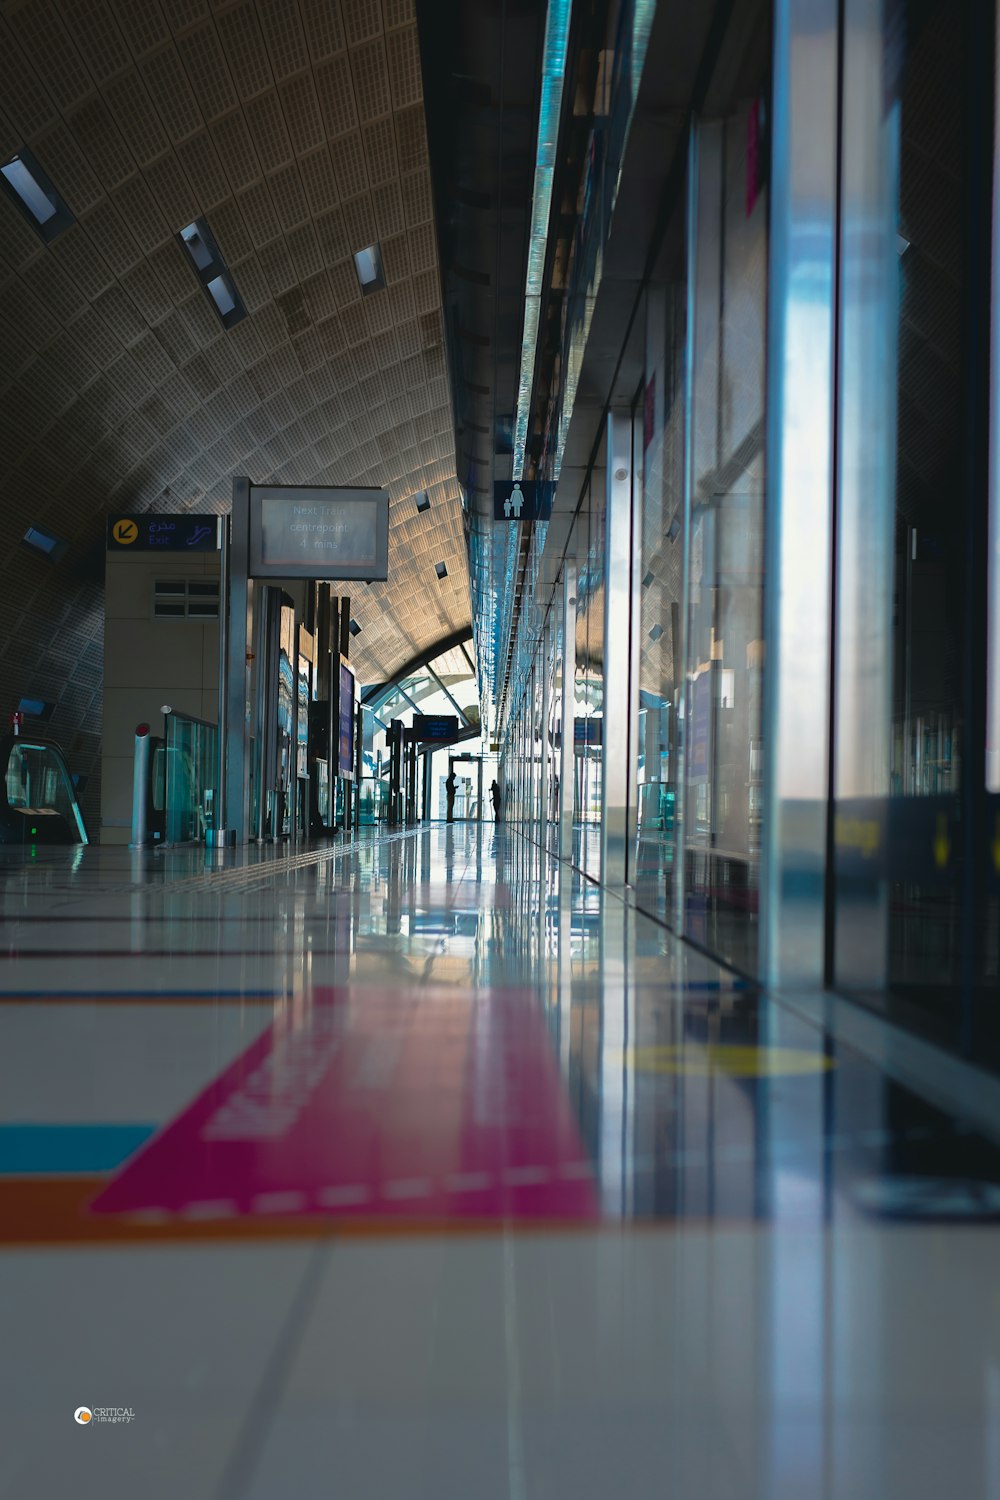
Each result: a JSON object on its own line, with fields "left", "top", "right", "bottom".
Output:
{"left": 575, "top": 472, "right": 604, "bottom": 881}
{"left": 636, "top": 288, "right": 686, "bottom": 926}
{"left": 164, "top": 712, "right": 217, "bottom": 845}
{"left": 833, "top": 0, "right": 995, "bottom": 1053}
{"left": 682, "top": 105, "right": 769, "bottom": 976}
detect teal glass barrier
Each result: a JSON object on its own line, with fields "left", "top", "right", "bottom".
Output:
{"left": 357, "top": 776, "right": 389, "bottom": 826}
{"left": 164, "top": 712, "right": 217, "bottom": 844}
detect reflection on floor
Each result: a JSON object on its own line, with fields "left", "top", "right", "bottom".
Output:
{"left": 3, "top": 825, "right": 1000, "bottom": 1498}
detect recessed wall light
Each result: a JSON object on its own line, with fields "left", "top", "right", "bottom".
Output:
{"left": 178, "top": 217, "right": 246, "bottom": 330}
{"left": 353, "top": 242, "right": 386, "bottom": 295}
{"left": 0, "top": 148, "right": 73, "bottom": 242}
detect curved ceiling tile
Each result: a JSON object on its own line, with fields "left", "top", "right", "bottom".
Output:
{"left": 0, "top": 0, "right": 469, "bottom": 827}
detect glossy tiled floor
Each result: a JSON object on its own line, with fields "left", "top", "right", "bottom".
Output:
{"left": 3, "top": 824, "right": 1000, "bottom": 1498}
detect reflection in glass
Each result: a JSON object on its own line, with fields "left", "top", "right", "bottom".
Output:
{"left": 683, "top": 109, "right": 768, "bottom": 975}
{"left": 574, "top": 474, "right": 604, "bottom": 880}
{"left": 834, "top": 0, "right": 991, "bottom": 1047}
{"left": 164, "top": 712, "right": 217, "bottom": 845}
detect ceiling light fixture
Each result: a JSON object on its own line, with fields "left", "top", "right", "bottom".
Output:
{"left": 22, "top": 525, "right": 68, "bottom": 563}
{"left": 0, "top": 148, "right": 74, "bottom": 242}
{"left": 17, "top": 696, "right": 54, "bottom": 721}
{"left": 354, "top": 242, "right": 386, "bottom": 295}
{"left": 178, "top": 217, "right": 246, "bottom": 330}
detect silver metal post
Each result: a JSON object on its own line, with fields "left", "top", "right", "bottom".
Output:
{"left": 225, "top": 478, "right": 251, "bottom": 842}
{"left": 129, "top": 724, "right": 151, "bottom": 849}
{"left": 207, "top": 512, "right": 231, "bottom": 853}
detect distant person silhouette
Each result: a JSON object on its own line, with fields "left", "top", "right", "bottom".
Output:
{"left": 445, "top": 768, "right": 457, "bottom": 823}
{"left": 490, "top": 779, "right": 502, "bottom": 822}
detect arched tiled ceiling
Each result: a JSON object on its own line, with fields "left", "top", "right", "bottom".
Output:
{"left": 0, "top": 0, "right": 469, "bottom": 822}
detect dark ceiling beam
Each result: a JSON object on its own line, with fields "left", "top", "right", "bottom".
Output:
{"left": 361, "top": 626, "right": 475, "bottom": 704}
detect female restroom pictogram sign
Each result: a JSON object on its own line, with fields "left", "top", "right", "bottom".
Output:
{"left": 492, "top": 481, "right": 549, "bottom": 522}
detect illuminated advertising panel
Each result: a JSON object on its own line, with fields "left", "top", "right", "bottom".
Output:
{"left": 337, "top": 663, "right": 355, "bottom": 781}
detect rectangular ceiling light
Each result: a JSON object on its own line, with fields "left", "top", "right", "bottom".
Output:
{"left": 178, "top": 217, "right": 246, "bottom": 330}
{"left": 354, "top": 242, "right": 386, "bottom": 295}
{"left": 16, "top": 696, "right": 55, "bottom": 721}
{"left": 0, "top": 148, "right": 74, "bottom": 242}
{"left": 206, "top": 274, "right": 237, "bottom": 317}
{"left": 22, "top": 525, "right": 68, "bottom": 563}
{"left": 180, "top": 221, "right": 215, "bottom": 271}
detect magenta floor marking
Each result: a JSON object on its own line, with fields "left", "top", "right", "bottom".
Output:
{"left": 90, "top": 986, "right": 599, "bottom": 1221}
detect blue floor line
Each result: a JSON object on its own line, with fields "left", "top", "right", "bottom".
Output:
{"left": 0, "top": 1123, "right": 157, "bottom": 1174}
{"left": 0, "top": 990, "right": 281, "bottom": 999}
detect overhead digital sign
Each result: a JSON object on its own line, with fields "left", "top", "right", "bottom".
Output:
{"left": 249, "top": 486, "right": 389, "bottom": 580}
{"left": 410, "top": 714, "right": 459, "bottom": 742}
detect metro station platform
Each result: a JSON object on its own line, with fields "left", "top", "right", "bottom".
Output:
{"left": 3, "top": 825, "right": 1000, "bottom": 1498}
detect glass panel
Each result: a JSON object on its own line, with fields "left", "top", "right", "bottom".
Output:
{"left": 547, "top": 623, "right": 561, "bottom": 837}
{"left": 834, "top": 0, "right": 992, "bottom": 1049}
{"left": 682, "top": 107, "right": 768, "bottom": 976}
{"left": 574, "top": 477, "right": 603, "bottom": 876}
{"left": 165, "top": 712, "right": 217, "bottom": 844}
{"left": 636, "top": 286, "right": 685, "bottom": 925}
{"left": 4, "top": 741, "right": 86, "bottom": 841}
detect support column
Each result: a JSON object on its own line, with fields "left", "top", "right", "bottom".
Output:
{"left": 225, "top": 476, "right": 252, "bottom": 842}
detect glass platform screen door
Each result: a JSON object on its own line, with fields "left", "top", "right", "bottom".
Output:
{"left": 449, "top": 754, "right": 484, "bottom": 821}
